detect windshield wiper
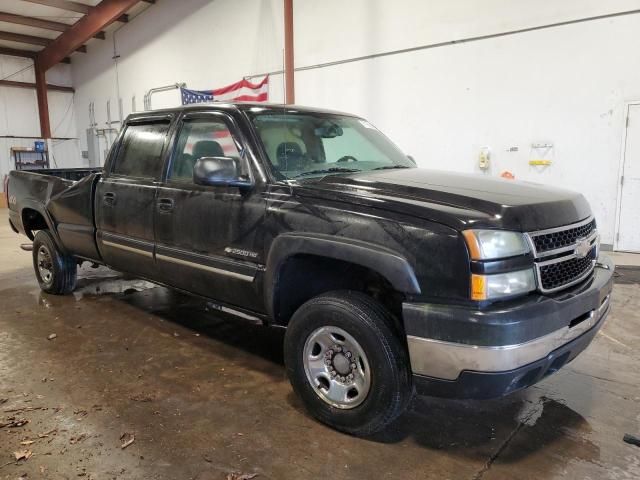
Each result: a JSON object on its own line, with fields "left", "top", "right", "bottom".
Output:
{"left": 372, "top": 165, "right": 412, "bottom": 170}
{"left": 292, "top": 167, "right": 361, "bottom": 178}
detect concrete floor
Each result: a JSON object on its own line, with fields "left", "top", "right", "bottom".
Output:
{"left": 0, "top": 209, "right": 639, "bottom": 480}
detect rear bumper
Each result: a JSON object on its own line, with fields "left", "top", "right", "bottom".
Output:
{"left": 404, "top": 255, "right": 614, "bottom": 399}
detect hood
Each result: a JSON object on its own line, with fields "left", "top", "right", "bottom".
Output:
{"left": 294, "top": 168, "right": 591, "bottom": 232}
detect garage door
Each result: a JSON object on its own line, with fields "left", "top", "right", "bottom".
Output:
{"left": 618, "top": 104, "right": 640, "bottom": 252}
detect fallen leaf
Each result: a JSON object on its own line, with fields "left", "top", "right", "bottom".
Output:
{"left": 129, "top": 393, "right": 155, "bottom": 403}
{"left": 0, "top": 398, "right": 7, "bottom": 405}
{"left": 120, "top": 432, "right": 135, "bottom": 449}
{"left": 226, "top": 473, "right": 258, "bottom": 480}
{"left": 47, "top": 334, "right": 57, "bottom": 340}
{"left": 13, "top": 449, "right": 32, "bottom": 461}
{"left": 20, "top": 440, "right": 35, "bottom": 446}
{"left": 37, "top": 428, "right": 57, "bottom": 438}
{"left": 70, "top": 433, "right": 88, "bottom": 445}
{"left": 0, "top": 418, "right": 29, "bottom": 429}
{"left": 40, "top": 465, "right": 46, "bottom": 474}
{"left": 4, "top": 406, "right": 47, "bottom": 414}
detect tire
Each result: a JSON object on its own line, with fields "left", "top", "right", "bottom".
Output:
{"left": 284, "top": 291, "right": 412, "bottom": 436}
{"left": 32, "top": 230, "right": 77, "bottom": 295}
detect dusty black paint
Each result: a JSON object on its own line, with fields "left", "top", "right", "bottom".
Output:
{"left": 7, "top": 103, "right": 608, "bottom": 393}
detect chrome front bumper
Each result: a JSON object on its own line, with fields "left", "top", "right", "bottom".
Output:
{"left": 404, "top": 255, "right": 614, "bottom": 386}
{"left": 407, "top": 293, "right": 610, "bottom": 380}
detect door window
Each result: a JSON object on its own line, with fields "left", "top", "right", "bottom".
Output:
{"left": 111, "top": 121, "right": 170, "bottom": 179}
{"left": 169, "top": 118, "right": 245, "bottom": 183}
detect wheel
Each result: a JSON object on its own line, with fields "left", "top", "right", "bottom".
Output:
{"left": 32, "top": 230, "right": 77, "bottom": 295}
{"left": 284, "top": 291, "right": 412, "bottom": 436}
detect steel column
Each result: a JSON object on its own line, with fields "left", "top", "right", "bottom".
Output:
{"left": 284, "top": 0, "right": 295, "bottom": 104}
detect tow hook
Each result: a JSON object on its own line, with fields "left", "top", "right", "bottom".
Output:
{"left": 20, "top": 243, "right": 33, "bottom": 252}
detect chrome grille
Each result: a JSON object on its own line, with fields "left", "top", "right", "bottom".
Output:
{"left": 526, "top": 217, "right": 598, "bottom": 293}
{"left": 532, "top": 219, "right": 596, "bottom": 254}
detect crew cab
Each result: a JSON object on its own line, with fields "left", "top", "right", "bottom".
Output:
{"left": 6, "top": 103, "right": 614, "bottom": 436}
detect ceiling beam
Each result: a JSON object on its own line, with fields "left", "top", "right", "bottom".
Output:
{"left": 0, "top": 48, "right": 71, "bottom": 68}
{"left": 0, "top": 11, "right": 105, "bottom": 40}
{"left": 0, "top": 30, "right": 51, "bottom": 47}
{"left": 21, "top": 0, "right": 129, "bottom": 23}
{"left": 0, "top": 46, "right": 72, "bottom": 63}
{"left": 37, "top": 0, "right": 141, "bottom": 71}
{"left": 0, "top": 31, "right": 86, "bottom": 52}
{"left": 0, "top": 79, "right": 74, "bottom": 93}
{"left": 0, "top": 46, "right": 35, "bottom": 59}
{"left": 0, "top": 11, "right": 69, "bottom": 32}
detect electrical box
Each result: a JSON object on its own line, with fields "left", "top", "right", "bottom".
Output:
{"left": 86, "top": 128, "right": 101, "bottom": 167}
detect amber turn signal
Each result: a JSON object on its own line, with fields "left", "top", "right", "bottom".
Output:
{"left": 471, "top": 274, "right": 487, "bottom": 301}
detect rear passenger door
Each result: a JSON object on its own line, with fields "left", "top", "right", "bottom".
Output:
{"left": 95, "top": 115, "right": 173, "bottom": 279}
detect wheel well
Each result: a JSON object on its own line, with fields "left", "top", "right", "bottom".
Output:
{"left": 273, "top": 254, "right": 406, "bottom": 330}
{"left": 21, "top": 208, "right": 48, "bottom": 240}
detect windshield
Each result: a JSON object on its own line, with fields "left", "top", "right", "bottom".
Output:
{"left": 247, "top": 111, "right": 415, "bottom": 180}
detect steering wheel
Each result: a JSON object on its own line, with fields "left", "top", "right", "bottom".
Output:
{"left": 337, "top": 155, "right": 358, "bottom": 163}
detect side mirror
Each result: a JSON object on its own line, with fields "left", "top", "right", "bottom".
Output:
{"left": 193, "top": 156, "right": 253, "bottom": 188}
{"left": 407, "top": 155, "right": 417, "bottom": 166}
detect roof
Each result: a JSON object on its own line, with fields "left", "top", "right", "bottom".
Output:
{"left": 131, "top": 101, "right": 359, "bottom": 119}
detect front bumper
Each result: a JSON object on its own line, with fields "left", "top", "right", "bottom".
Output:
{"left": 404, "top": 255, "right": 614, "bottom": 399}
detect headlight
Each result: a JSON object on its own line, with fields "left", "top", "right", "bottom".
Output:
{"left": 471, "top": 269, "right": 536, "bottom": 301}
{"left": 462, "top": 230, "right": 529, "bottom": 260}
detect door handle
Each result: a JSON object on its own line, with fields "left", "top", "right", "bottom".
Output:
{"left": 157, "top": 197, "right": 175, "bottom": 213}
{"left": 103, "top": 192, "right": 116, "bottom": 207}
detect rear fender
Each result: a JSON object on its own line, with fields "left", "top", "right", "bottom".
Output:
{"left": 20, "top": 200, "right": 66, "bottom": 252}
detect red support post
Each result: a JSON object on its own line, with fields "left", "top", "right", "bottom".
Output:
{"left": 35, "top": 61, "right": 51, "bottom": 139}
{"left": 284, "top": 0, "right": 295, "bottom": 104}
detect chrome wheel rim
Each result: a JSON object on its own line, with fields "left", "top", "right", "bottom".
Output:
{"left": 303, "top": 326, "right": 371, "bottom": 409}
{"left": 37, "top": 246, "right": 53, "bottom": 284}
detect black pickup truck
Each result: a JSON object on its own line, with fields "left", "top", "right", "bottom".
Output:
{"left": 7, "top": 103, "right": 614, "bottom": 435}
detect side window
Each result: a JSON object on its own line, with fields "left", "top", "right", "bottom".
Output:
{"left": 169, "top": 118, "right": 243, "bottom": 183}
{"left": 111, "top": 122, "right": 169, "bottom": 179}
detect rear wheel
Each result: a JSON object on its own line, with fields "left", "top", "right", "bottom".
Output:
{"left": 32, "top": 230, "right": 77, "bottom": 295}
{"left": 284, "top": 291, "right": 412, "bottom": 436}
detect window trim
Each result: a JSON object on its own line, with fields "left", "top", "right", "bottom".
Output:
{"left": 107, "top": 117, "right": 173, "bottom": 181}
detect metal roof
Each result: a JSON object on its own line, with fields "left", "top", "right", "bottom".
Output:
{"left": 0, "top": 0, "right": 152, "bottom": 63}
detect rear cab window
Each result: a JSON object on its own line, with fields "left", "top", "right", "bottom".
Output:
{"left": 111, "top": 121, "right": 170, "bottom": 179}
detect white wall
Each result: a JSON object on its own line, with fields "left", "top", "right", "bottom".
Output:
{"left": 70, "top": 0, "right": 640, "bottom": 244}
{"left": 0, "top": 55, "right": 81, "bottom": 189}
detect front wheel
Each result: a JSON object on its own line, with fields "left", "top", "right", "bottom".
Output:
{"left": 284, "top": 291, "right": 412, "bottom": 436}
{"left": 32, "top": 230, "right": 77, "bottom": 295}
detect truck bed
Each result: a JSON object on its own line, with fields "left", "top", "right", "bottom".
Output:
{"left": 7, "top": 168, "right": 103, "bottom": 262}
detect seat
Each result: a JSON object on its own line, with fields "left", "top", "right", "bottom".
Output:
{"left": 276, "top": 142, "right": 307, "bottom": 170}
{"left": 192, "top": 140, "right": 224, "bottom": 159}
{"left": 174, "top": 153, "right": 195, "bottom": 180}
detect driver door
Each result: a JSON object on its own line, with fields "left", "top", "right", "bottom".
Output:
{"left": 154, "top": 111, "right": 267, "bottom": 311}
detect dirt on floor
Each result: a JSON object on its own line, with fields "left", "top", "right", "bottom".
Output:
{"left": 1, "top": 209, "right": 639, "bottom": 480}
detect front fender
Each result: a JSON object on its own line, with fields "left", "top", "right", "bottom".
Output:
{"left": 264, "top": 232, "right": 421, "bottom": 319}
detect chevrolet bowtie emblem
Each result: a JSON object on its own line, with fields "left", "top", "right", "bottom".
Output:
{"left": 575, "top": 238, "right": 592, "bottom": 259}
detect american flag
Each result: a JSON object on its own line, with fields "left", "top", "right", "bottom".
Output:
{"left": 181, "top": 75, "right": 269, "bottom": 105}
